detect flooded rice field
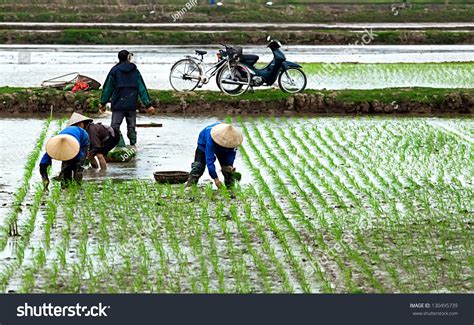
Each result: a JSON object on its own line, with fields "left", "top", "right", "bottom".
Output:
{"left": 0, "top": 45, "right": 473, "bottom": 90}
{"left": 0, "top": 116, "right": 472, "bottom": 293}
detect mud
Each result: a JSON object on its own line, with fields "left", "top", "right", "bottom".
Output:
{"left": 1, "top": 89, "right": 473, "bottom": 116}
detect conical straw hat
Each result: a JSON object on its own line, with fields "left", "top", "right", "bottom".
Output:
{"left": 67, "top": 112, "right": 92, "bottom": 127}
{"left": 46, "top": 134, "right": 80, "bottom": 161}
{"left": 210, "top": 123, "right": 243, "bottom": 148}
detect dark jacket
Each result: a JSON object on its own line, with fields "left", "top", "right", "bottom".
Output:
{"left": 100, "top": 62, "right": 152, "bottom": 112}
{"left": 197, "top": 122, "right": 237, "bottom": 179}
{"left": 86, "top": 122, "right": 115, "bottom": 155}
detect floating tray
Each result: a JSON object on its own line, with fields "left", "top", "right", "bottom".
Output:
{"left": 153, "top": 171, "right": 189, "bottom": 184}
{"left": 105, "top": 146, "right": 137, "bottom": 163}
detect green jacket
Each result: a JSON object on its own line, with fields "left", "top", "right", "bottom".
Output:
{"left": 100, "top": 62, "right": 152, "bottom": 111}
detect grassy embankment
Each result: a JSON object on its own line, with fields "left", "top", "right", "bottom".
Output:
{"left": 1, "top": 29, "right": 473, "bottom": 45}
{"left": 1, "top": 86, "right": 473, "bottom": 111}
{"left": 0, "top": 2, "right": 473, "bottom": 23}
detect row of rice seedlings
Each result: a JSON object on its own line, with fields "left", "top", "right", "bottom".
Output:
{"left": 321, "top": 121, "right": 440, "bottom": 291}
{"left": 191, "top": 185, "right": 226, "bottom": 292}
{"left": 257, "top": 118, "right": 384, "bottom": 292}
{"left": 0, "top": 183, "right": 45, "bottom": 292}
{"left": 145, "top": 185, "right": 174, "bottom": 292}
{"left": 275, "top": 121, "right": 386, "bottom": 283}
{"left": 318, "top": 118, "right": 470, "bottom": 292}
{"left": 238, "top": 118, "right": 330, "bottom": 293}
{"left": 287, "top": 120, "right": 408, "bottom": 291}
{"left": 257, "top": 119, "right": 378, "bottom": 291}
{"left": 255, "top": 120, "right": 360, "bottom": 291}
{"left": 290, "top": 117, "right": 436, "bottom": 290}
{"left": 0, "top": 119, "right": 51, "bottom": 249}
{"left": 363, "top": 122, "right": 473, "bottom": 291}
{"left": 205, "top": 186, "right": 252, "bottom": 293}
{"left": 1, "top": 120, "right": 69, "bottom": 292}
{"left": 237, "top": 186, "right": 295, "bottom": 292}
{"left": 220, "top": 187, "right": 273, "bottom": 292}
{"left": 159, "top": 185, "right": 191, "bottom": 292}
{"left": 164, "top": 184, "right": 210, "bottom": 293}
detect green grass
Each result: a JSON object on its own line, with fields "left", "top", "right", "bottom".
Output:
{"left": 1, "top": 87, "right": 473, "bottom": 111}
{"left": 0, "top": 116, "right": 471, "bottom": 293}
{"left": 1, "top": 29, "right": 472, "bottom": 45}
{"left": 0, "top": 2, "right": 473, "bottom": 23}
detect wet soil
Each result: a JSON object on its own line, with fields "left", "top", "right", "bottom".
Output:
{"left": 1, "top": 88, "right": 473, "bottom": 117}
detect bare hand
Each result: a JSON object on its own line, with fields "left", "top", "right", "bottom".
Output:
{"left": 98, "top": 103, "right": 104, "bottom": 113}
{"left": 214, "top": 178, "right": 223, "bottom": 189}
{"left": 147, "top": 106, "right": 156, "bottom": 115}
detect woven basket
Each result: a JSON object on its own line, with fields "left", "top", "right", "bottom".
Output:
{"left": 153, "top": 171, "right": 190, "bottom": 184}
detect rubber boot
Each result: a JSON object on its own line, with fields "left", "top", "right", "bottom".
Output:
{"left": 128, "top": 129, "right": 137, "bottom": 146}
{"left": 185, "top": 175, "right": 200, "bottom": 187}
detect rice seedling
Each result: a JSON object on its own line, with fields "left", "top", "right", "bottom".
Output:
{"left": 0, "top": 119, "right": 50, "bottom": 249}
{"left": 1, "top": 117, "right": 471, "bottom": 294}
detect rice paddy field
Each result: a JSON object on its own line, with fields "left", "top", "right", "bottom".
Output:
{"left": 1, "top": 45, "right": 473, "bottom": 90}
{"left": 0, "top": 116, "right": 472, "bottom": 293}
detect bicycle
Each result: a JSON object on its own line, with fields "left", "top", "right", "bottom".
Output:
{"left": 169, "top": 45, "right": 251, "bottom": 96}
{"left": 169, "top": 48, "right": 227, "bottom": 92}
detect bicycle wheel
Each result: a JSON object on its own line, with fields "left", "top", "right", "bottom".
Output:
{"left": 278, "top": 68, "right": 307, "bottom": 93}
{"left": 169, "top": 59, "right": 202, "bottom": 92}
{"left": 217, "top": 63, "right": 251, "bottom": 96}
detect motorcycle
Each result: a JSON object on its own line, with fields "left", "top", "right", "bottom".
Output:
{"left": 217, "top": 36, "right": 307, "bottom": 96}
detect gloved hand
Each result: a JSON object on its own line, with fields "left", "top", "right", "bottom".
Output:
{"left": 214, "top": 178, "right": 223, "bottom": 189}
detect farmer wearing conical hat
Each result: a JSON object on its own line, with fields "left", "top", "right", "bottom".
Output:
{"left": 186, "top": 122, "right": 244, "bottom": 188}
{"left": 39, "top": 113, "right": 90, "bottom": 189}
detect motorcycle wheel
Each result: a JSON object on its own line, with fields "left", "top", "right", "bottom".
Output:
{"left": 217, "top": 63, "right": 251, "bottom": 96}
{"left": 169, "top": 59, "right": 202, "bottom": 92}
{"left": 278, "top": 68, "right": 307, "bottom": 93}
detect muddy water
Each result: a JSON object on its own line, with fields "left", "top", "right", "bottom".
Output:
{"left": 0, "top": 45, "right": 473, "bottom": 89}
{"left": 83, "top": 115, "right": 250, "bottom": 184}
{"left": 0, "top": 116, "right": 251, "bottom": 220}
{"left": 0, "top": 119, "right": 44, "bottom": 222}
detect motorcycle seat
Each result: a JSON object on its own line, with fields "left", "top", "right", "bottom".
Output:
{"left": 195, "top": 50, "right": 207, "bottom": 56}
{"left": 241, "top": 54, "right": 259, "bottom": 66}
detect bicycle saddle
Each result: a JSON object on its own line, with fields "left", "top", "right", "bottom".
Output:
{"left": 195, "top": 50, "right": 207, "bottom": 56}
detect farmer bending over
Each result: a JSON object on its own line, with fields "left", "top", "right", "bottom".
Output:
{"left": 186, "top": 123, "right": 243, "bottom": 188}
{"left": 39, "top": 113, "right": 90, "bottom": 189}
{"left": 99, "top": 50, "right": 155, "bottom": 146}
{"left": 84, "top": 118, "right": 121, "bottom": 170}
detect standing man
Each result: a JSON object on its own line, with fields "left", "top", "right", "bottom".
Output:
{"left": 186, "top": 122, "right": 243, "bottom": 188}
{"left": 99, "top": 50, "right": 155, "bottom": 146}
{"left": 39, "top": 113, "right": 90, "bottom": 188}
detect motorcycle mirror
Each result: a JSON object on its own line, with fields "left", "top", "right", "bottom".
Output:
{"left": 266, "top": 35, "right": 272, "bottom": 42}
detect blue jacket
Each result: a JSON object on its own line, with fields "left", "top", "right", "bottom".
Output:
{"left": 198, "top": 123, "right": 237, "bottom": 179}
{"left": 40, "top": 126, "right": 89, "bottom": 166}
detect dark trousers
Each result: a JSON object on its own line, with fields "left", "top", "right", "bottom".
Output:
{"left": 60, "top": 158, "right": 84, "bottom": 183}
{"left": 190, "top": 148, "right": 234, "bottom": 185}
{"left": 111, "top": 110, "right": 137, "bottom": 145}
